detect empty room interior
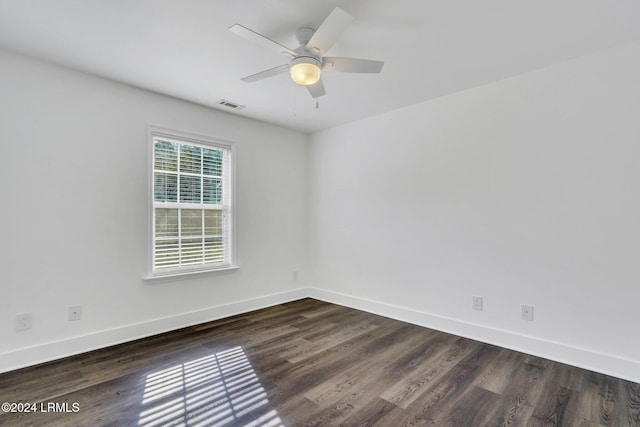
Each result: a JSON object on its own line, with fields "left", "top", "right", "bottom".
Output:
{"left": 1, "top": 1, "right": 639, "bottom": 425}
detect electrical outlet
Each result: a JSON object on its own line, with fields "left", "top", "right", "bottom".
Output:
{"left": 68, "top": 305, "right": 82, "bottom": 321}
{"left": 522, "top": 305, "right": 534, "bottom": 321}
{"left": 472, "top": 296, "right": 483, "bottom": 311}
{"left": 16, "top": 313, "right": 32, "bottom": 331}
{"left": 293, "top": 271, "right": 299, "bottom": 281}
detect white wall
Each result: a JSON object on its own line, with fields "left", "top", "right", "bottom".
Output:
{"left": 3, "top": 39, "right": 640, "bottom": 383}
{"left": 309, "top": 41, "right": 640, "bottom": 382}
{"left": 0, "top": 50, "right": 309, "bottom": 372}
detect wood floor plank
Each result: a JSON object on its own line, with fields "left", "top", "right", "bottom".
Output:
{"left": 473, "top": 348, "right": 524, "bottom": 395}
{"left": 339, "top": 397, "right": 401, "bottom": 427}
{"left": 263, "top": 318, "right": 408, "bottom": 400}
{"left": 431, "top": 385, "right": 503, "bottom": 426}
{"left": 379, "top": 336, "right": 481, "bottom": 409}
{"left": 623, "top": 381, "right": 640, "bottom": 426}
{"left": 298, "top": 326, "right": 446, "bottom": 425}
{"left": 279, "top": 318, "right": 380, "bottom": 363}
{"left": 377, "top": 343, "right": 503, "bottom": 426}
{"left": 529, "top": 380, "right": 578, "bottom": 426}
{"left": 592, "top": 373, "right": 622, "bottom": 426}
{"left": 485, "top": 355, "right": 554, "bottom": 426}
{"left": 1, "top": 298, "right": 638, "bottom": 427}
{"left": 303, "top": 323, "right": 440, "bottom": 407}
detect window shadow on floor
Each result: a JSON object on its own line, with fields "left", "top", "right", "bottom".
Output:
{"left": 137, "top": 346, "right": 283, "bottom": 427}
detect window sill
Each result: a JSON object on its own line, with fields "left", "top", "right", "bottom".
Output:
{"left": 144, "top": 265, "right": 239, "bottom": 283}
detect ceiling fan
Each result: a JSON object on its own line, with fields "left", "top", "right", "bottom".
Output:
{"left": 229, "top": 7, "right": 384, "bottom": 98}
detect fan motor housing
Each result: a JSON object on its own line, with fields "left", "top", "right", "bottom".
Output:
{"left": 290, "top": 56, "right": 321, "bottom": 69}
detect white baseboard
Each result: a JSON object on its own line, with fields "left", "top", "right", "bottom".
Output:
{"left": 3, "top": 286, "right": 638, "bottom": 384}
{"left": 307, "top": 287, "right": 640, "bottom": 384}
{"left": 0, "top": 288, "right": 308, "bottom": 374}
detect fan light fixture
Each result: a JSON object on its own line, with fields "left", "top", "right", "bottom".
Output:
{"left": 290, "top": 57, "right": 321, "bottom": 86}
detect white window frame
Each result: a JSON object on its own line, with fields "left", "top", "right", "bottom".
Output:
{"left": 146, "top": 125, "right": 237, "bottom": 280}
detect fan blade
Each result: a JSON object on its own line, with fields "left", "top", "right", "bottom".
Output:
{"left": 305, "top": 7, "right": 353, "bottom": 55}
{"left": 241, "top": 64, "right": 290, "bottom": 82}
{"left": 229, "top": 24, "right": 296, "bottom": 57}
{"left": 307, "top": 79, "right": 326, "bottom": 98}
{"left": 323, "top": 57, "right": 384, "bottom": 73}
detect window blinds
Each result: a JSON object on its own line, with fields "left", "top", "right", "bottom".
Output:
{"left": 152, "top": 136, "right": 231, "bottom": 272}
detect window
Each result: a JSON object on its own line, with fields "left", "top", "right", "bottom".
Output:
{"left": 149, "top": 127, "right": 234, "bottom": 277}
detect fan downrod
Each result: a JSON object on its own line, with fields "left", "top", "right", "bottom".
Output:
{"left": 295, "top": 27, "right": 315, "bottom": 47}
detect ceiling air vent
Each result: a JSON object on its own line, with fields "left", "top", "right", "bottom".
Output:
{"left": 218, "top": 99, "right": 245, "bottom": 110}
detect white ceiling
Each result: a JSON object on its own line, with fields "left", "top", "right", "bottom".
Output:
{"left": 2, "top": 0, "right": 640, "bottom": 134}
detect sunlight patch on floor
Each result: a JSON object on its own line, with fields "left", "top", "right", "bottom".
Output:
{"left": 138, "top": 346, "right": 284, "bottom": 426}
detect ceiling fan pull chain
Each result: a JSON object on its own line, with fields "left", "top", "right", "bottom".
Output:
{"left": 293, "top": 85, "right": 298, "bottom": 117}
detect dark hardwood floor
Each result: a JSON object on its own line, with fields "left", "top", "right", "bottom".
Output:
{"left": 1, "top": 298, "right": 638, "bottom": 426}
